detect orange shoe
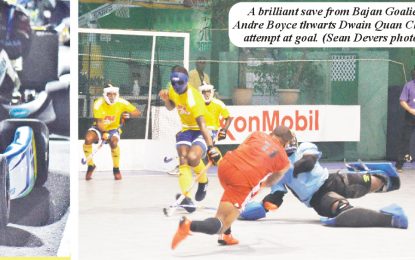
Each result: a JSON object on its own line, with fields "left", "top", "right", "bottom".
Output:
{"left": 113, "top": 168, "right": 122, "bottom": 180}
{"left": 264, "top": 201, "right": 278, "bottom": 211}
{"left": 85, "top": 165, "right": 96, "bottom": 181}
{"left": 171, "top": 217, "right": 191, "bottom": 250}
{"left": 218, "top": 233, "right": 239, "bottom": 246}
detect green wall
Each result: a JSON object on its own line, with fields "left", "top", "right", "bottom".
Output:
{"left": 78, "top": 2, "right": 415, "bottom": 160}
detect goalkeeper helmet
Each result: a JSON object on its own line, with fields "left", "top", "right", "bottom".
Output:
{"left": 103, "top": 84, "right": 119, "bottom": 105}
{"left": 285, "top": 130, "right": 298, "bottom": 156}
{"left": 198, "top": 84, "right": 215, "bottom": 103}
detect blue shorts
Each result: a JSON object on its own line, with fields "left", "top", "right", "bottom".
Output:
{"left": 176, "top": 130, "right": 207, "bottom": 156}
{"left": 88, "top": 126, "right": 120, "bottom": 143}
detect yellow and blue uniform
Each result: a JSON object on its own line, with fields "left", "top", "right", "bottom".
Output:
{"left": 84, "top": 97, "right": 137, "bottom": 168}
{"left": 205, "top": 97, "right": 230, "bottom": 139}
{"left": 168, "top": 83, "right": 213, "bottom": 151}
{"left": 168, "top": 84, "right": 211, "bottom": 194}
{"left": 168, "top": 84, "right": 211, "bottom": 131}
{"left": 92, "top": 97, "right": 136, "bottom": 132}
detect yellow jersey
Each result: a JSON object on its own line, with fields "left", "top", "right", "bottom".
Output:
{"left": 205, "top": 98, "right": 230, "bottom": 130}
{"left": 93, "top": 97, "right": 136, "bottom": 131}
{"left": 168, "top": 84, "right": 211, "bottom": 130}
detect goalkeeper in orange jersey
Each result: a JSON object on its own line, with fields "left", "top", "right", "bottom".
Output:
{"left": 159, "top": 66, "right": 222, "bottom": 212}
{"left": 198, "top": 84, "right": 232, "bottom": 141}
{"left": 83, "top": 84, "right": 141, "bottom": 181}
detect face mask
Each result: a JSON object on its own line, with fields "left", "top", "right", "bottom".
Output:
{"left": 170, "top": 71, "right": 188, "bottom": 94}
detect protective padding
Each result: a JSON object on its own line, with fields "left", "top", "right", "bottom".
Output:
{"left": 321, "top": 207, "right": 392, "bottom": 227}
{"left": 346, "top": 162, "right": 400, "bottom": 192}
{"left": 380, "top": 203, "right": 408, "bottom": 229}
{"left": 346, "top": 162, "right": 398, "bottom": 178}
{"left": 170, "top": 72, "right": 188, "bottom": 94}
{"left": 239, "top": 201, "right": 266, "bottom": 220}
{"left": 380, "top": 203, "right": 405, "bottom": 216}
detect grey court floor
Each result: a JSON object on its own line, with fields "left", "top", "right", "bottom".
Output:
{"left": 79, "top": 164, "right": 415, "bottom": 260}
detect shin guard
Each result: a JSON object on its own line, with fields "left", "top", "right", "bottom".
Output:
{"left": 321, "top": 207, "right": 393, "bottom": 227}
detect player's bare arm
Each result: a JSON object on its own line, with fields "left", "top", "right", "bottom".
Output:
{"left": 123, "top": 108, "right": 141, "bottom": 119}
{"left": 223, "top": 116, "right": 233, "bottom": 132}
{"left": 196, "top": 116, "right": 213, "bottom": 146}
{"left": 159, "top": 89, "right": 175, "bottom": 111}
{"left": 218, "top": 117, "right": 233, "bottom": 141}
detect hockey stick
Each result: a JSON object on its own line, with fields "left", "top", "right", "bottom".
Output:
{"left": 163, "top": 135, "right": 219, "bottom": 215}
{"left": 176, "top": 204, "right": 217, "bottom": 211}
{"left": 81, "top": 119, "right": 126, "bottom": 165}
{"left": 81, "top": 140, "right": 106, "bottom": 165}
{"left": 240, "top": 173, "right": 272, "bottom": 211}
{"left": 163, "top": 132, "right": 221, "bottom": 164}
{"left": 163, "top": 161, "right": 213, "bottom": 217}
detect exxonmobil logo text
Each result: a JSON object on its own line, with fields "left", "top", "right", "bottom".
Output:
{"left": 221, "top": 110, "right": 319, "bottom": 141}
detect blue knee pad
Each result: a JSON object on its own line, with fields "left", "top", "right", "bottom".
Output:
{"left": 239, "top": 201, "right": 267, "bottom": 220}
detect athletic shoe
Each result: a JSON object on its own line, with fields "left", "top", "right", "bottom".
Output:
{"left": 167, "top": 165, "right": 180, "bottom": 175}
{"left": 380, "top": 203, "right": 408, "bottom": 229}
{"left": 171, "top": 216, "right": 191, "bottom": 250}
{"left": 113, "top": 168, "right": 122, "bottom": 180}
{"left": 263, "top": 201, "right": 278, "bottom": 211}
{"left": 218, "top": 234, "right": 239, "bottom": 246}
{"left": 85, "top": 165, "right": 96, "bottom": 180}
{"left": 175, "top": 193, "right": 196, "bottom": 213}
{"left": 195, "top": 181, "right": 208, "bottom": 201}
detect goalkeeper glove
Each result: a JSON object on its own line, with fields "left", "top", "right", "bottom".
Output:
{"left": 218, "top": 128, "right": 227, "bottom": 141}
{"left": 207, "top": 146, "right": 222, "bottom": 165}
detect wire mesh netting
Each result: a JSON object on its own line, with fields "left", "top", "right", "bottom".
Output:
{"left": 78, "top": 31, "right": 186, "bottom": 139}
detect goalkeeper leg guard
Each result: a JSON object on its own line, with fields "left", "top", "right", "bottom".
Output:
{"left": 380, "top": 203, "right": 408, "bottom": 229}
{"left": 111, "top": 146, "right": 120, "bottom": 168}
{"left": 83, "top": 144, "right": 94, "bottom": 166}
{"left": 321, "top": 207, "right": 395, "bottom": 227}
